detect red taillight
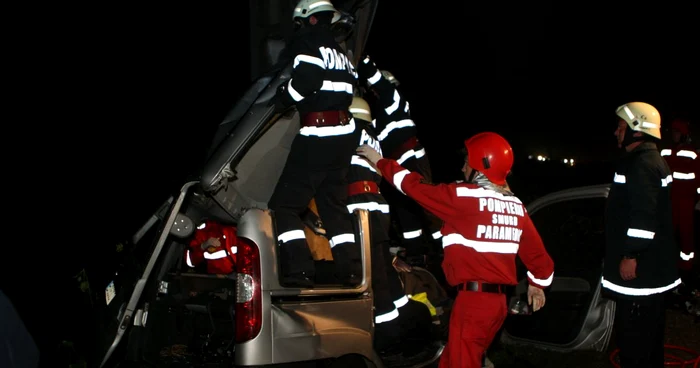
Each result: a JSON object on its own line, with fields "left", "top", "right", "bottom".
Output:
{"left": 235, "top": 237, "right": 262, "bottom": 343}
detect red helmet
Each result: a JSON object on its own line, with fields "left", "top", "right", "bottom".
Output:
{"left": 671, "top": 119, "right": 690, "bottom": 135}
{"left": 464, "top": 132, "right": 514, "bottom": 186}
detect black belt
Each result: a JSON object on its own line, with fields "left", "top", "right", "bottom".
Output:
{"left": 457, "top": 281, "right": 506, "bottom": 294}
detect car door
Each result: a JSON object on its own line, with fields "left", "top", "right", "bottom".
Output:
{"left": 499, "top": 184, "right": 616, "bottom": 353}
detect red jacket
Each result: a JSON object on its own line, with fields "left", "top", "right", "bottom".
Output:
{"left": 661, "top": 144, "right": 698, "bottom": 197}
{"left": 185, "top": 221, "right": 237, "bottom": 275}
{"left": 377, "top": 158, "right": 554, "bottom": 289}
{"left": 661, "top": 144, "right": 698, "bottom": 265}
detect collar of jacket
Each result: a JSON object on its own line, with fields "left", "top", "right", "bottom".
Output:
{"left": 627, "top": 141, "right": 658, "bottom": 156}
{"left": 472, "top": 171, "right": 514, "bottom": 196}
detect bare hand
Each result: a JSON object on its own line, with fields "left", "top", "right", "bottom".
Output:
{"left": 619, "top": 258, "right": 637, "bottom": 281}
{"left": 356, "top": 144, "right": 383, "bottom": 166}
{"left": 527, "top": 285, "right": 546, "bottom": 312}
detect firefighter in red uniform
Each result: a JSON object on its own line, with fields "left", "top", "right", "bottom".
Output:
{"left": 661, "top": 119, "right": 698, "bottom": 274}
{"left": 185, "top": 220, "right": 237, "bottom": 275}
{"left": 661, "top": 119, "right": 698, "bottom": 298}
{"left": 357, "top": 132, "right": 554, "bottom": 368}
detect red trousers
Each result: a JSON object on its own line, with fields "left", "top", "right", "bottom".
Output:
{"left": 439, "top": 291, "right": 507, "bottom": 368}
{"left": 672, "top": 193, "right": 696, "bottom": 271}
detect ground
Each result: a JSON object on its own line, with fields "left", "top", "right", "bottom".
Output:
{"left": 487, "top": 307, "right": 700, "bottom": 368}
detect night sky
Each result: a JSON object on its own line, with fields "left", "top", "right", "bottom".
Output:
{"left": 5, "top": 1, "right": 698, "bottom": 364}
{"left": 364, "top": 3, "right": 698, "bottom": 165}
{"left": 83, "top": 1, "right": 697, "bottom": 243}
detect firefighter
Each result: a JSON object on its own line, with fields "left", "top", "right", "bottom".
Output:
{"left": 185, "top": 220, "right": 237, "bottom": 275}
{"left": 660, "top": 119, "right": 697, "bottom": 276}
{"left": 357, "top": 132, "right": 555, "bottom": 368}
{"left": 347, "top": 97, "right": 433, "bottom": 353}
{"left": 356, "top": 55, "right": 444, "bottom": 262}
{"left": 603, "top": 102, "right": 681, "bottom": 367}
{"left": 269, "top": 0, "right": 360, "bottom": 287}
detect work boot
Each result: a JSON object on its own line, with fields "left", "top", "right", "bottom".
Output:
{"left": 333, "top": 258, "right": 363, "bottom": 286}
{"left": 281, "top": 271, "right": 314, "bottom": 288}
{"left": 335, "top": 272, "right": 362, "bottom": 286}
{"left": 279, "top": 244, "right": 315, "bottom": 288}
{"left": 374, "top": 319, "right": 402, "bottom": 354}
{"left": 396, "top": 299, "right": 433, "bottom": 356}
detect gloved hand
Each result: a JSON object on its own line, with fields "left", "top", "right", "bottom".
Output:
{"left": 269, "top": 82, "right": 292, "bottom": 112}
{"left": 356, "top": 144, "right": 383, "bottom": 174}
{"left": 356, "top": 55, "right": 379, "bottom": 86}
{"left": 276, "top": 81, "right": 287, "bottom": 97}
{"left": 392, "top": 256, "right": 413, "bottom": 273}
{"left": 201, "top": 237, "right": 222, "bottom": 252}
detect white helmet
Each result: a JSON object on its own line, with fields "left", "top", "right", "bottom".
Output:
{"left": 381, "top": 70, "right": 399, "bottom": 86}
{"left": 615, "top": 102, "right": 661, "bottom": 140}
{"left": 293, "top": 0, "right": 340, "bottom": 23}
{"left": 350, "top": 96, "right": 372, "bottom": 122}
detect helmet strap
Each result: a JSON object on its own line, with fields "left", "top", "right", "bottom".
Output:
{"left": 467, "top": 169, "right": 479, "bottom": 183}
{"left": 293, "top": 18, "right": 307, "bottom": 30}
{"left": 621, "top": 123, "right": 649, "bottom": 148}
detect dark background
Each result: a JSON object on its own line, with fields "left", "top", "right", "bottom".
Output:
{"left": 3, "top": 1, "right": 698, "bottom": 366}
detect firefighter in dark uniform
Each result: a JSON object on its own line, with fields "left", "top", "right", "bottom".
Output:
{"left": 660, "top": 119, "right": 698, "bottom": 283}
{"left": 269, "top": 0, "right": 360, "bottom": 287}
{"left": 347, "top": 97, "right": 433, "bottom": 353}
{"left": 356, "top": 55, "right": 444, "bottom": 262}
{"left": 603, "top": 102, "right": 682, "bottom": 368}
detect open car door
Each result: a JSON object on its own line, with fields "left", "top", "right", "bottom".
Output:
{"left": 500, "top": 184, "right": 616, "bottom": 352}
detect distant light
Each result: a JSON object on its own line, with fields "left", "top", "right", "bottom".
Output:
{"left": 537, "top": 155, "right": 543, "bottom": 161}
{"left": 528, "top": 155, "right": 533, "bottom": 160}
{"left": 563, "top": 159, "right": 568, "bottom": 164}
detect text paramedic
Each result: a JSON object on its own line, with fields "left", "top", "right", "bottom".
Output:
{"left": 476, "top": 196, "right": 525, "bottom": 242}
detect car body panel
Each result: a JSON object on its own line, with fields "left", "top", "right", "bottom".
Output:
{"left": 500, "top": 184, "right": 616, "bottom": 352}
{"left": 234, "top": 208, "right": 377, "bottom": 366}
